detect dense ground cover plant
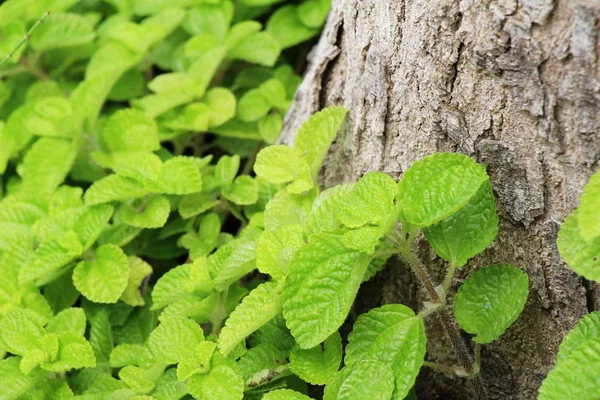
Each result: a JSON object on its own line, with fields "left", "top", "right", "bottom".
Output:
{"left": 4, "top": 1, "right": 593, "bottom": 399}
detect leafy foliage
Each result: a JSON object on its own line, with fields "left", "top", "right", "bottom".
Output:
{"left": 0, "top": 1, "right": 542, "bottom": 398}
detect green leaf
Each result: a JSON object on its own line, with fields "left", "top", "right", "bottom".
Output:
{"left": 259, "top": 113, "right": 283, "bottom": 144}
{"left": 205, "top": 87, "right": 236, "bottom": 128}
{"left": 262, "top": 389, "right": 313, "bottom": 400}
{"left": 336, "top": 172, "right": 397, "bottom": 229}
{"left": 228, "top": 31, "right": 281, "bottom": 67}
{"left": 152, "top": 368, "right": 188, "bottom": 400}
{"left": 101, "top": 109, "right": 160, "bottom": 153}
{"left": 187, "top": 363, "right": 244, "bottom": 400}
{"left": 84, "top": 175, "right": 149, "bottom": 205}
{"left": 30, "top": 12, "right": 96, "bottom": 51}
{"left": 41, "top": 331, "right": 96, "bottom": 372}
{"left": 148, "top": 316, "right": 204, "bottom": 364}
{"left": 238, "top": 88, "right": 272, "bottom": 123}
{"left": 341, "top": 226, "right": 383, "bottom": 254}
{"left": 578, "top": 172, "right": 600, "bottom": 241}
{"left": 289, "top": 332, "right": 342, "bottom": 385}
{"left": 73, "top": 244, "right": 130, "bottom": 303}
{"left": 120, "top": 195, "right": 171, "bottom": 229}
{"left": 254, "top": 145, "right": 313, "bottom": 193}
{"left": 257, "top": 224, "right": 304, "bottom": 280}
{"left": 224, "top": 21, "right": 261, "bottom": 49}
{"left": 153, "top": 156, "right": 203, "bottom": 195}
{"left": 297, "top": 0, "right": 330, "bottom": 28}
{"left": 215, "top": 155, "right": 240, "bottom": 187}
{"left": 218, "top": 281, "right": 284, "bottom": 356}
{"left": 293, "top": 107, "right": 347, "bottom": 176}
{"left": 179, "top": 192, "right": 219, "bottom": 219}
{"left": 345, "top": 305, "right": 426, "bottom": 399}
{"left": 74, "top": 204, "right": 114, "bottom": 251}
{"left": 397, "top": 153, "right": 489, "bottom": 227}
{"left": 19, "top": 233, "right": 81, "bottom": 284}
{"left": 423, "top": 180, "right": 498, "bottom": 267}
{"left": 0, "top": 309, "right": 46, "bottom": 356}
{"left": 0, "top": 357, "right": 45, "bottom": 400}
{"left": 454, "top": 264, "right": 528, "bottom": 344}
{"left": 183, "top": 4, "right": 229, "bottom": 40}
{"left": 46, "top": 307, "right": 86, "bottom": 336}
{"left": 267, "top": 5, "right": 320, "bottom": 49}
{"left": 18, "top": 137, "right": 76, "bottom": 195}
{"left": 103, "top": 152, "right": 163, "bottom": 185}
{"left": 119, "top": 365, "right": 156, "bottom": 394}
{"left": 177, "top": 341, "right": 217, "bottom": 380}
{"left": 88, "top": 309, "right": 114, "bottom": 366}
{"left": 213, "top": 240, "right": 257, "bottom": 291}
{"left": 222, "top": 175, "right": 259, "bottom": 206}
{"left": 264, "top": 191, "right": 313, "bottom": 232}
{"left": 303, "top": 184, "right": 353, "bottom": 236}
{"left": 323, "top": 361, "right": 395, "bottom": 400}
{"left": 151, "top": 264, "right": 194, "bottom": 310}
{"left": 283, "top": 233, "right": 371, "bottom": 348}
{"left": 539, "top": 313, "right": 600, "bottom": 400}
{"left": 120, "top": 256, "right": 153, "bottom": 307}
{"left": 557, "top": 210, "right": 600, "bottom": 283}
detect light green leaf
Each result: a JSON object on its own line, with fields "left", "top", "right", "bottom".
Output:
{"left": 264, "top": 191, "right": 313, "bottom": 231}
{"left": 557, "top": 210, "right": 600, "bottom": 283}
{"left": 578, "top": 172, "right": 600, "bottom": 241}
{"left": 323, "top": 361, "right": 395, "bottom": 400}
{"left": 183, "top": 4, "right": 229, "bottom": 40}
{"left": 345, "top": 305, "right": 426, "bottom": 399}
{"left": 120, "top": 256, "right": 153, "bottom": 307}
{"left": 539, "top": 313, "right": 600, "bottom": 400}
{"left": 303, "top": 184, "right": 353, "bottom": 236}
{"left": 151, "top": 264, "right": 194, "bottom": 310}
{"left": 224, "top": 21, "right": 261, "bottom": 49}
{"left": 205, "top": 87, "right": 236, "bottom": 128}
{"left": 293, "top": 107, "right": 347, "bottom": 176}
{"left": 289, "top": 332, "right": 342, "bottom": 385}
{"left": 18, "top": 137, "right": 76, "bottom": 195}
{"left": 557, "top": 312, "right": 600, "bottom": 363}
{"left": 228, "top": 31, "right": 281, "bottom": 67}
{"left": 254, "top": 145, "right": 313, "bottom": 193}
{"left": 397, "top": 153, "right": 488, "bottom": 227}
{"left": 0, "top": 357, "right": 45, "bottom": 400}
{"left": 74, "top": 204, "right": 114, "bottom": 251}
{"left": 218, "top": 281, "right": 283, "bottom": 356}
{"left": 179, "top": 192, "right": 220, "bottom": 219}
{"left": 187, "top": 364, "right": 244, "bottom": 400}
{"left": 46, "top": 307, "right": 86, "bottom": 336}
{"left": 0, "top": 309, "right": 46, "bottom": 356}
{"left": 73, "top": 244, "right": 130, "bottom": 303}
{"left": 283, "top": 233, "right": 371, "bottom": 348}
{"left": 342, "top": 226, "right": 383, "bottom": 254}
{"left": 177, "top": 341, "right": 217, "bottom": 380}
{"left": 30, "top": 12, "right": 96, "bottom": 51}
{"left": 110, "top": 343, "right": 153, "bottom": 368}
{"left": 120, "top": 195, "right": 171, "bottom": 229}
{"left": 238, "top": 88, "right": 272, "bottom": 123}
{"left": 101, "top": 109, "right": 160, "bottom": 153}
{"left": 297, "top": 0, "right": 330, "bottom": 28}
{"left": 257, "top": 224, "right": 304, "bottom": 280}
{"left": 454, "top": 264, "right": 528, "bottom": 343}
{"left": 215, "top": 155, "right": 240, "bottom": 187}
{"left": 163, "top": 103, "right": 210, "bottom": 132}
{"left": 213, "top": 240, "right": 257, "bottom": 291}
{"left": 104, "top": 152, "right": 163, "bottom": 186}
{"left": 19, "top": 234, "right": 81, "bottom": 284}
{"left": 267, "top": 5, "right": 320, "bottom": 49}
{"left": 148, "top": 316, "right": 204, "bottom": 364}
{"left": 40, "top": 331, "right": 96, "bottom": 372}
{"left": 88, "top": 309, "right": 113, "bottom": 366}
{"left": 153, "top": 156, "right": 203, "bottom": 195}
{"left": 151, "top": 368, "right": 188, "bottom": 400}
{"left": 423, "top": 180, "right": 498, "bottom": 267}
{"left": 258, "top": 113, "right": 283, "bottom": 144}
{"left": 222, "top": 175, "right": 259, "bottom": 206}
{"left": 262, "top": 389, "right": 313, "bottom": 400}
{"left": 336, "top": 172, "right": 397, "bottom": 229}
{"left": 84, "top": 175, "right": 149, "bottom": 205}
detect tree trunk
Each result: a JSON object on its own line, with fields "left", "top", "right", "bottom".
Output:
{"left": 281, "top": 0, "right": 600, "bottom": 399}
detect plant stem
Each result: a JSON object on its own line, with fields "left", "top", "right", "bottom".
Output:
{"left": 441, "top": 262, "right": 458, "bottom": 301}
{"left": 422, "top": 361, "right": 460, "bottom": 375}
{"left": 0, "top": 11, "right": 50, "bottom": 67}
{"left": 401, "top": 249, "right": 440, "bottom": 302}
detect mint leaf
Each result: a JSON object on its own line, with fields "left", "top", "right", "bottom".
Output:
{"left": 72, "top": 244, "right": 130, "bottom": 303}
{"left": 205, "top": 87, "right": 236, "bottom": 128}
{"left": 336, "top": 172, "right": 397, "bottom": 229}
{"left": 84, "top": 175, "right": 149, "bottom": 205}
{"left": 423, "top": 180, "right": 498, "bottom": 267}
{"left": 228, "top": 31, "right": 281, "bottom": 67}
{"left": 263, "top": 389, "right": 313, "bottom": 400}
{"left": 254, "top": 145, "right": 313, "bottom": 193}
{"left": 218, "top": 281, "right": 284, "bottom": 356}
{"left": 345, "top": 304, "right": 426, "bottom": 399}
{"left": 154, "top": 156, "right": 203, "bottom": 195}
{"left": 283, "top": 233, "right": 371, "bottom": 348}
{"left": 303, "top": 184, "right": 353, "bottom": 236}
{"left": 289, "top": 332, "right": 342, "bottom": 385}
{"left": 577, "top": 171, "right": 600, "bottom": 241}
{"left": 539, "top": 313, "right": 600, "bottom": 400}
{"left": 148, "top": 316, "right": 204, "bottom": 364}
{"left": 187, "top": 363, "right": 244, "bottom": 400}
{"left": 558, "top": 210, "right": 600, "bottom": 283}
{"left": 257, "top": 224, "right": 304, "bottom": 280}
{"left": 222, "top": 176, "right": 259, "bottom": 206}
{"left": 120, "top": 256, "right": 153, "bottom": 307}
{"left": 46, "top": 307, "right": 86, "bottom": 336}
{"left": 41, "top": 331, "right": 96, "bottom": 372}
{"left": 267, "top": 5, "right": 320, "bottom": 49}
{"left": 30, "top": 12, "right": 96, "bottom": 51}
{"left": 101, "top": 108, "right": 160, "bottom": 153}
{"left": 120, "top": 195, "right": 171, "bottom": 229}
{"left": 293, "top": 107, "right": 347, "bottom": 176}
{"left": 397, "top": 153, "right": 488, "bottom": 227}
{"left": 297, "top": 0, "right": 330, "bottom": 28}
{"left": 323, "top": 361, "right": 395, "bottom": 400}
{"left": 454, "top": 264, "right": 528, "bottom": 343}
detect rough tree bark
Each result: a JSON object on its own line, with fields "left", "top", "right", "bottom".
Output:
{"left": 281, "top": 0, "right": 600, "bottom": 399}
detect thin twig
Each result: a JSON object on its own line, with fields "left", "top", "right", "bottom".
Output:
{"left": 0, "top": 11, "right": 50, "bottom": 67}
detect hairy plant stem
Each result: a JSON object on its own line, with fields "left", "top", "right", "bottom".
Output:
{"left": 400, "top": 248, "right": 487, "bottom": 398}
